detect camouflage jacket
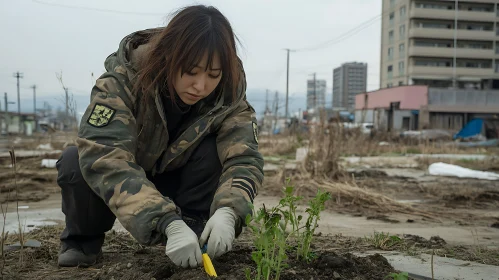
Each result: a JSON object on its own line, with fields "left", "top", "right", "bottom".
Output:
{"left": 76, "top": 28, "right": 264, "bottom": 245}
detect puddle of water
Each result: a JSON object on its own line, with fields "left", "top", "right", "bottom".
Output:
{"left": 396, "top": 199, "right": 426, "bottom": 204}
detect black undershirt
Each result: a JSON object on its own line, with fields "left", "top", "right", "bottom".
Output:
{"left": 161, "top": 92, "right": 191, "bottom": 144}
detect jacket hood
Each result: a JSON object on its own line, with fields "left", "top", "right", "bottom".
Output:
{"left": 104, "top": 28, "right": 247, "bottom": 117}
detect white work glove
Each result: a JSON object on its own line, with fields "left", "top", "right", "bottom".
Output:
{"left": 199, "top": 207, "right": 238, "bottom": 259}
{"left": 164, "top": 220, "right": 203, "bottom": 268}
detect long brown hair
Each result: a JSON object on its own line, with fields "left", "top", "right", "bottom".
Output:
{"left": 134, "top": 5, "right": 241, "bottom": 105}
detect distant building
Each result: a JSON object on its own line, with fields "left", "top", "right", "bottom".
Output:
{"left": 355, "top": 85, "right": 499, "bottom": 132}
{"left": 333, "top": 62, "right": 368, "bottom": 110}
{"left": 380, "top": 0, "right": 499, "bottom": 89}
{"left": 307, "top": 79, "right": 326, "bottom": 110}
{"left": 0, "top": 112, "right": 37, "bottom": 135}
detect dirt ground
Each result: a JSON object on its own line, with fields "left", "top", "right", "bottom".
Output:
{"left": 1, "top": 139, "right": 499, "bottom": 279}
{"left": 262, "top": 164, "right": 499, "bottom": 229}
{"left": 2, "top": 225, "right": 401, "bottom": 280}
{"left": 0, "top": 154, "right": 60, "bottom": 204}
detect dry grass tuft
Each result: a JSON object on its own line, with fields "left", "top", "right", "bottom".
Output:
{"left": 291, "top": 172, "right": 439, "bottom": 221}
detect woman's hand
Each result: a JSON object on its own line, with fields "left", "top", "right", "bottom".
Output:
{"left": 199, "top": 207, "right": 237, "bottom": 259}
{"left": 164, "top": 220, "right": 203, "bottom": 268}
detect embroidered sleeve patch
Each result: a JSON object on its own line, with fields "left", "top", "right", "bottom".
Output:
{"left": 252, "top": 122, "right": 259, "bottom": 144}
{"left": 87, "top": 103, "right": 116, "bottom": 127}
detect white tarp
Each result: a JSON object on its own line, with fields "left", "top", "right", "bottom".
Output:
{"left": 41, "top": 159, "right": 58, "bottom": 168}
{"left": 295, "top": 147, "right": 309, "bottom": 162}
{"left": 428, "top": 162, "right": 499, "bottom": 181}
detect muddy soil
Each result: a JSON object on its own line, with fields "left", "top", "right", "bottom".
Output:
{"left": 353, "top": 172, "right": 499, "bottom": 226}
{"left": 260, "top": 168, "right": 499, "bottom": 227}
{"left": 2, "top": 226, "right": 404, "bottom": 280}
{"left": 0, "top": 155, "right": 60, "bottom": 203}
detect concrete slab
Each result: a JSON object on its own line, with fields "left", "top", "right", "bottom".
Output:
{"left": 356, "top": 251, "right": 499, "bottom": 280}
{"left": 253, "top": 196, "right": 499, "bottom": 246}
{"left": 0, "top": 150, "right": 62, "bottom": 158}
{"left": 0, "top": 207, "right": 126, "bottom": 235}
{"left": 411, "top": 154, "right": 492, "bottom": 161}
{"left": 343, "top": 156, "right": 419, "bottom": 168}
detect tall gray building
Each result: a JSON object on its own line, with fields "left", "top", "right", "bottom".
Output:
{"left": 333, "top": 62, "right": 368, "bottom": 109}
{"left": 307, "top": 79, "right": 326, "bottom": 110}
{"left": 380, "top": 0, "right": 499, "bottom": 89}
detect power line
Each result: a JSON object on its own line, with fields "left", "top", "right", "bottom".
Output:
{"left": 294, "top": 7, "right": 392, "bottom": 52}
{"left": 32, "top": 0, "right": 165, "bottom": 16}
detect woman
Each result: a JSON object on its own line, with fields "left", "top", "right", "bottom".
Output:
{"left": 55, "top": 5, "right": 263, "bottom": 269}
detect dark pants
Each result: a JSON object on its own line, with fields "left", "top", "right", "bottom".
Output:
{"left": 56, "top": 135, "right": 222, "bottom": 254}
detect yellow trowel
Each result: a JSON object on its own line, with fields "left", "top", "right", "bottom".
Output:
{"left": 201, "top": 244, "right": 217, "bottom": 277}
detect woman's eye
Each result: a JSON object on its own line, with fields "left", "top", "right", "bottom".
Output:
{"left": 209, "top": 74, "right": 221, "bottom": 79}
{"left": 186, "top": 71, "right": 197, "bottom": 76}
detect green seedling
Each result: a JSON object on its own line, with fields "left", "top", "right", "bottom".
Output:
{"left": 385, "top": 271, "right": 409, "bottom": 280}
{"left": 297, "top": 189, "right": 331, "bottom": 262}
{"left": 246, "top": 205, "right": 288, "bottom": 280}
{"left": 277, "top": 179, "right": 303, "bottom": 241}
{"left": 245, "top": 179, "right": 332, "bottom": 279}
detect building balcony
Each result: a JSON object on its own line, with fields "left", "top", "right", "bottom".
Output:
{"left": 409, "top": 65, "right": 498, "bottom": 78}
{"left": 409, "top": 28, "right": 496, "bottom": 41}
{"left": 409, "top": 46, "right": 495, "bottom": 59}
{"left": 410, "top": 7, "right": 497, "bottom": 22}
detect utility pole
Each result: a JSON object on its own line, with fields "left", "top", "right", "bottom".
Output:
{"left": 31, "top": 85, "right": 37, "bottom": 132}
{"left": 265, "top": 89, "right": 269, "bottom": 113}
{"left": 3, "top": 93, "right": 6, "bottom": 134}
{"left": 65, "top": 87, "right": 69, "bottom": 119}
{"left": 313, "top": 73, "right": 317, "bottom": 109}
{"left": 283, "top": 48, "right": 296, "bottom": 120}
{"left": 273, "top": 91, "right": 279, "bottom": 132}
{"left": 285, "top": 49, "right": 290, "bottom": 120}
{"left": 13, "top": 71, "right": 23, "bottom": 134}
{"left": 4, "top": 93, "right": 15, "bottom": 134}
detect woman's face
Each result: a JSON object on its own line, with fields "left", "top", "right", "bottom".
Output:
{"left": 173, "top": 51, "right": 222, "bottom": 105}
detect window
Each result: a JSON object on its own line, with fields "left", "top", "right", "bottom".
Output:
{"left": 387, "top": 83, "right": 393, "bottom": 88}
{"left": 415, "top": 40, "right": 451, "bottom": 48}
{"left": 466, "top": 6, "right": 493, "bottom": 12}
{"left": 390, "top": 0, "right": 395, "bottom": 8}
{"left": 389, "top": 12, "right": 395, "bottom": 26}
{"left": 458, "top": 61, "right": 491, "bottom": 68}
{"left": 399, "top": 43, "right": 405, "bottom": 57}
{"left": 399, "top": 25, "right": 406, "bottom": 38}
{"left": 496, "top": 45, "right": 499, "bottom": 54}
{"left": 400, "top": 6, "right": 406, "bottom": 19}
{"left": 415, "top": 60, "right": 451, "bottom": 67}
{"left": 495, "top": 62, "right": 499, "bottom": 73}
{"left": 402, "top": 117, "right": 410, "bottom": 130}
{"left": 416, "top": 22, "right": 451, "bottom": 29}
{"left": 388, "top": 30, "right": 394, "bottom": 43}
{"left": 388, "top": 47, "right": 394, "bottom": 60}
{"left": 388, "top": 65, "right": 393, "bottom": 79}
{"left": 398, "top": 61, "right": 405, "bottom": 75}
{"left": 399, "top": 81, "right": 404, "bottom": 86}
{"left": 415, "top": 3, "right": 452, "bottom": 9}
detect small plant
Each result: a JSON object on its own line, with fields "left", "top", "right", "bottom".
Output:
{"left": 0, "top": 192, "right": 8, "bottom": 277}
{"left": 297, "top": 189, "right": 331, "bottom": 262}
{"left": 365, "top": 232, "right": 402, "bottom": 250}
{"left": 245, "top": 180, "right": 331, "bottom": 280}
{"left": 385, "top": 271, "right": 409, "bottom": 280}
{"left": 245, "top": 205, "right": 288, "bottom": 280}
{"left": 277, "top": 179, "right": 303, "bottom": 241}
{"left": 9, "top": 149, "right": 25, "bottom": 263}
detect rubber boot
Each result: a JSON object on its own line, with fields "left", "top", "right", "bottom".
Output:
{"left": 57, "top": 242, "right": 102, "bottom": 267}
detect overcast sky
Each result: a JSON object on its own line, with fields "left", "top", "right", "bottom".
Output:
{"left": 0, "top": 0, "right": 382, "bottom": 117}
